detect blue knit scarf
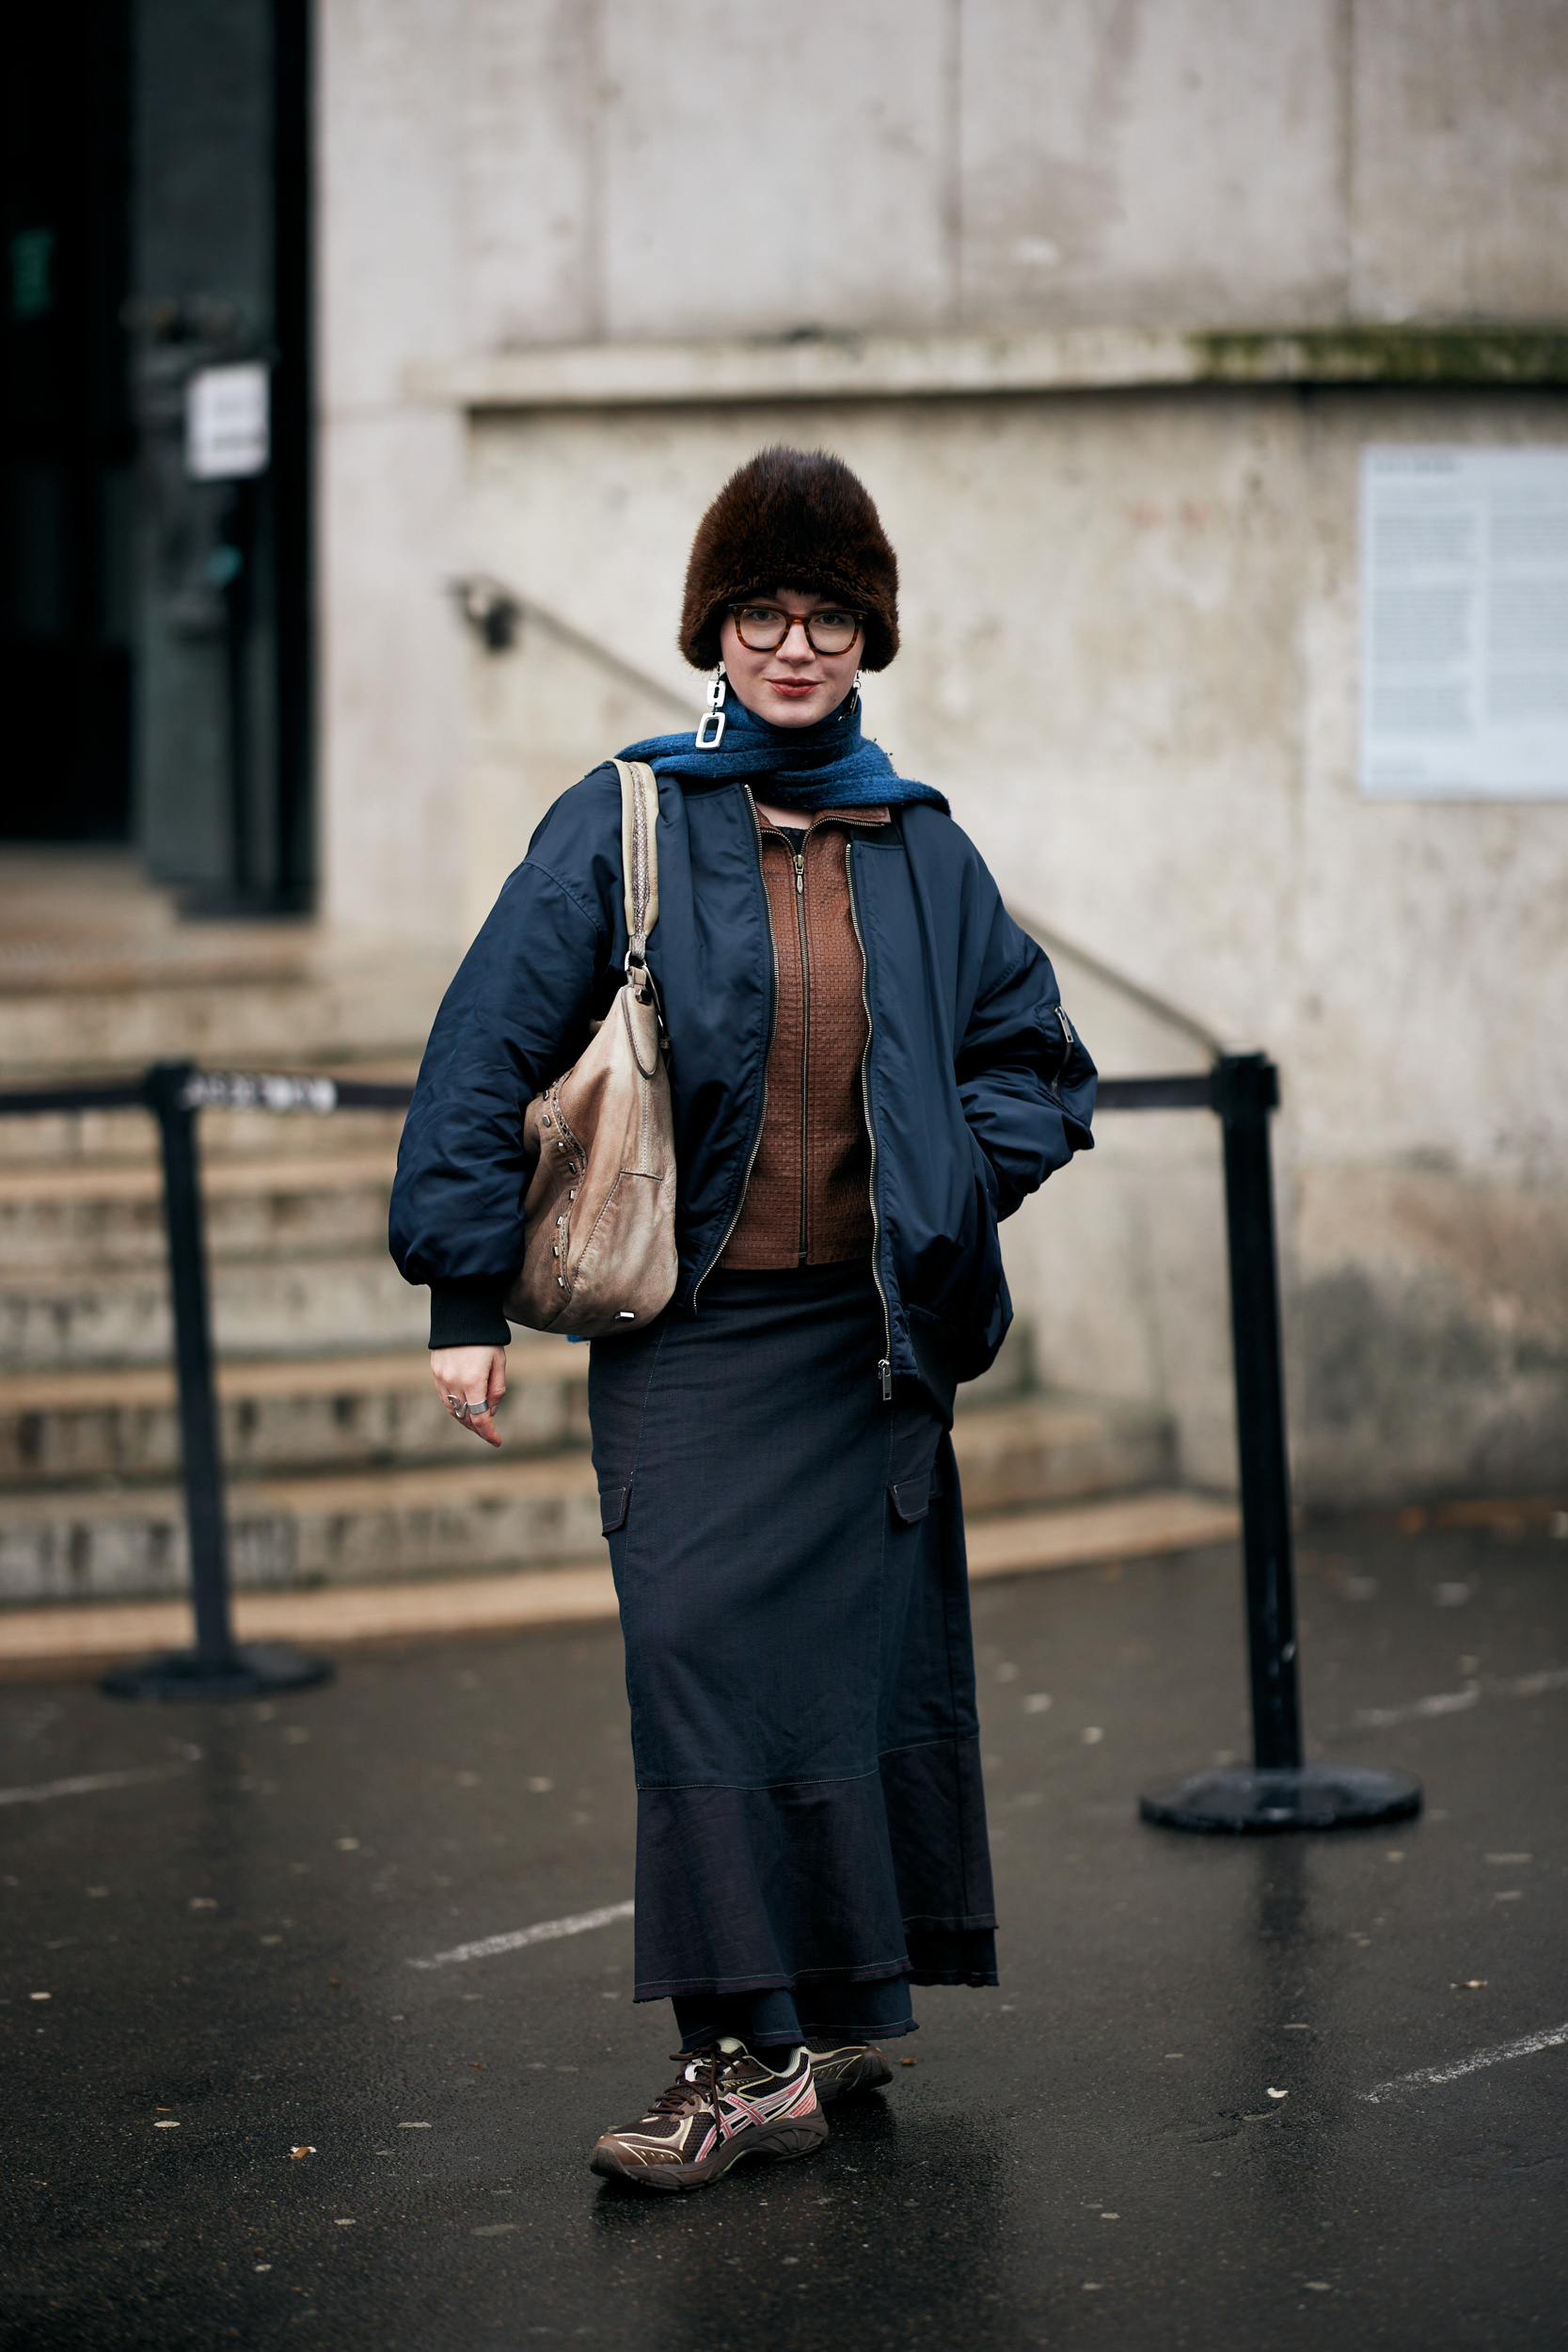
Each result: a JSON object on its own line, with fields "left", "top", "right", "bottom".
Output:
{"left": 617, "top": 684, "right": 949, "bottom": 816}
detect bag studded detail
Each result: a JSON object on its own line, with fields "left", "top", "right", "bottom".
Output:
{"left": 502, "top": 760, "right": 678, "bottom": 1338}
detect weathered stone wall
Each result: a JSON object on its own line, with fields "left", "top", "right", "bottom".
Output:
{"left": 317, "top": 0, "right": 1568, "bottom": 937}
{"left": 314, "top": 0, "right": 1568, "bottom": 1504}
{"left": 448, "top": 388, "right": 1568, "bottom": 1505}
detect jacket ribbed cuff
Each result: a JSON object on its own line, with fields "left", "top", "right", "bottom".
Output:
{"left": 427, "top": 1279, "right": 512, "bottom": 1350}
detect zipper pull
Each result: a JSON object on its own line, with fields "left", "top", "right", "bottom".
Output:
{"left": 879, "top": 1358, "right": 892, "bottom": 1403}
{"left": 795, "top": 854, "right": 804, "bottom": 895}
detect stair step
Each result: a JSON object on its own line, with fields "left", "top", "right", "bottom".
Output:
{"left": 964, "top": 1490, "right": 1240, "bottom": 1579}
{"left": 0, "top": 1491, "right": 1243, "bottom": 1671}
{"left": 0, "top": 1146, "right": 401, "bottom": 1199}
{"left": 0, "top": 961, "right": 446, "bottom": 1082}
{"left": 0, "top": 1391, "right": 1173, "bottom": 1606}
{"left": 949, "top": 1395, "right": 1174, "bottom": 1510}
{"left": 0, "top": 1104, "right": 409, "bottom": 1170}
{"left": 0, "top": 1151, "right": 401, "bottom": 1276}
{"left": 0, "top": 1342, "right": 589, "bottom": 1484}
{"left": 0, "top": 1253, "right": 429, "bottom": 1366}
{"left": 0, "top": 1454, "right": 605, "bottom": 1603}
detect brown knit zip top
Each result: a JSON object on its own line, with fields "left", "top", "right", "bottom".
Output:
{"left": 720, "top": 808, "right": 889, "bottom": 1269}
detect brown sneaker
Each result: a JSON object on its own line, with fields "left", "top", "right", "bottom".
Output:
{"left": 589, "top": 2040, "right": 827, "bottom": 2193}
{"left": 803, "top": 2036, "right": 895, "bottom": 2102}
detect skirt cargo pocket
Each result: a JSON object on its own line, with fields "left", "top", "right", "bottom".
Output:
{"left": 888, "top": 1405, "right": 947, "bottom": 1525}
{"left": 599, "top": 1481, "right": 631, "bottom": 1534}
{"left": 586, "top": 1320, "right": 666, "bottom": 1539}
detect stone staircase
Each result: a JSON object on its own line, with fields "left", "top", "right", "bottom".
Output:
{"left": 0, "top": 852, "right": 1184, "bottom": 1619}
{"left": 0, "top": 1105, "right": 1177, "bottom": 1608}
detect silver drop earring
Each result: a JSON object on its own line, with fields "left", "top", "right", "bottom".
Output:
{"left": 696, "top": 664, "right": 727, "bottom": 750}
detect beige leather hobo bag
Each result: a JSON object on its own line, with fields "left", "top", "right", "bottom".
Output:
{"left": 502, "top": 760, "right": 677, "bottom": 1339}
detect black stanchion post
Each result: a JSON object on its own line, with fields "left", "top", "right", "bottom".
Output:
{"left": 1217, "top": 1054, "right": 1302, "bottom": 1770}
{"left": 102, "top": 1062, "right": 331, "bottom": 1702}
{"left": 153, "top": 1057, "right": 235, "bottom": 1671}
{"left": 1139, "top": 1052, "right": 1420, "bottom": 1833}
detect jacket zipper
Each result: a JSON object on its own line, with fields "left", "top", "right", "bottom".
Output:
{"left": 793, "top": 842, "right": 810, "bottom": 1263}
{"left": 691, "top": 786, "right": 777, "bottom": 1308}
{"left": 1047, "top": 1004, "right": 1077, "bottom": 1104}
{"left": 845, "top": 842, "right": 894, "bottom": 1401}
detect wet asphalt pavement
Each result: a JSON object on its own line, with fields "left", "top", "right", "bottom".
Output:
{"left": 2, "top": 1518, "right": 1565, "bottom": 2350}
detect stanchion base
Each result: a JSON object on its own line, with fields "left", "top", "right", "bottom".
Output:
{"left": 1139, "top": 1761, "right": 1422, "bottom": 1835}
{"left": 101, "top": 1643, "right": 334, "bottom": 1702}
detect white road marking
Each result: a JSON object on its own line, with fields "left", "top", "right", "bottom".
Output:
{"left": 407, "top": 1899, "right": 634, "bottom": 1971}
{"left": 1355, "top": 1665, "right": 1568, "bottom": 1730}
{"left": 1362, "top": 2022, "right": 1568, "bottom": 2104}
{"left": 1355, "top": 1686, "right": 1480, "bottom": 1728}
{"left": 1513, "top": 1667, "right": 1568, "bottom": 1697}
{"left": 0, "top": 1765, "right": 179, "bottom": 1808}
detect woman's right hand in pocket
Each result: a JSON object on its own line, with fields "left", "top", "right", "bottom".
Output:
{"left": 430, "top": 1345, "right": 507, "bottom": 1448}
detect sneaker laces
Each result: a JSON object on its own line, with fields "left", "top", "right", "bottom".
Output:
{"left": 646, "top": 2043, "right": 727, "bottom": 2119}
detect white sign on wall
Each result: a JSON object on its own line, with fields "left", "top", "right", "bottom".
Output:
{"left": 1359, "top": 447, "right": 1568, "bottom": 800}
{"left": 185, "top": 362, "right": 270, "bottom": 482}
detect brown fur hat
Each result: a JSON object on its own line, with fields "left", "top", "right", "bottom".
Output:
{"left": 678, "top": 446, "right": 899, "bottom": 672}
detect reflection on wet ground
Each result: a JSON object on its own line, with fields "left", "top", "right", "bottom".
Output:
{"left": 1, "top": 1516, "right": 1564, "bottom": 2347}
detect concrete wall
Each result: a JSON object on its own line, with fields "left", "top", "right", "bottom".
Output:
{"left": 317, "top": 0, "right": 1568, "bottom": 938}
{"left": 314, "top": 0, "right": 1568, "bottom": 1505}
{"left": 451, "top": 389, "right": 1568, "bottom": 1505}
{"left": 316, "top": 0, "right": 468, "bottom": 945}
{"left": 325, "top": 0, "right": 1568, "bottom": 364}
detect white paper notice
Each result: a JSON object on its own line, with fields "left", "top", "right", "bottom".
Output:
{"left": 1359, "top": 447, "right": 1568, "bottom": 799}
{"left": 185, "top": 362, "right": 270, "bottom": 482}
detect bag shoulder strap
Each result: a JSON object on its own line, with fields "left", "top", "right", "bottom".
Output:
{"left": 611, "top": 758, "right": 659, "bottom": 965}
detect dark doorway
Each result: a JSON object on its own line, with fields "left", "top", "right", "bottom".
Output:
{"left": 2, "top": 2, "right": 135, "bottom": 841}
{"left": 1, "top": 0, "right": 314, "bottom": 902}
{"left": 130, "top": 0, "right": 313, "bottom": 908}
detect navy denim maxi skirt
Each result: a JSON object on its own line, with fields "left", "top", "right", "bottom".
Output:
{"left": 588, "top": 1262, "right": 998, "bottom": 2048}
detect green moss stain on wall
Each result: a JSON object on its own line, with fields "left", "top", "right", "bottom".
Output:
{"left": 1191, "top": 326, "right": 1568, "bottom": 386}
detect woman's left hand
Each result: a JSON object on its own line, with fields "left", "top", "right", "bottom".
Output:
{"left": 430, "top": 1345, "right": 507, "bottom": 1448}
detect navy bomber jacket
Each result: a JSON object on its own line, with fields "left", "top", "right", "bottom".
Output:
{"left": 388, "top": 762, "right": 1097, "bottom": 1417}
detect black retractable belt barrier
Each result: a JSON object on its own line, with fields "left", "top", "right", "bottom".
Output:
{"left": 0, "top": 1059, "right": 428, "bottom": 1702}
{"left": 1114, "top": 1055, "right": 1421, "bottom": 1833}
{"left": 0, "top": 1050, "right": 1423, "bottom": 1796}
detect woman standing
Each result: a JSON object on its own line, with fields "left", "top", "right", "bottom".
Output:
{"left": 389, "top": 447, "right": 1096, "bottom": 2191}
